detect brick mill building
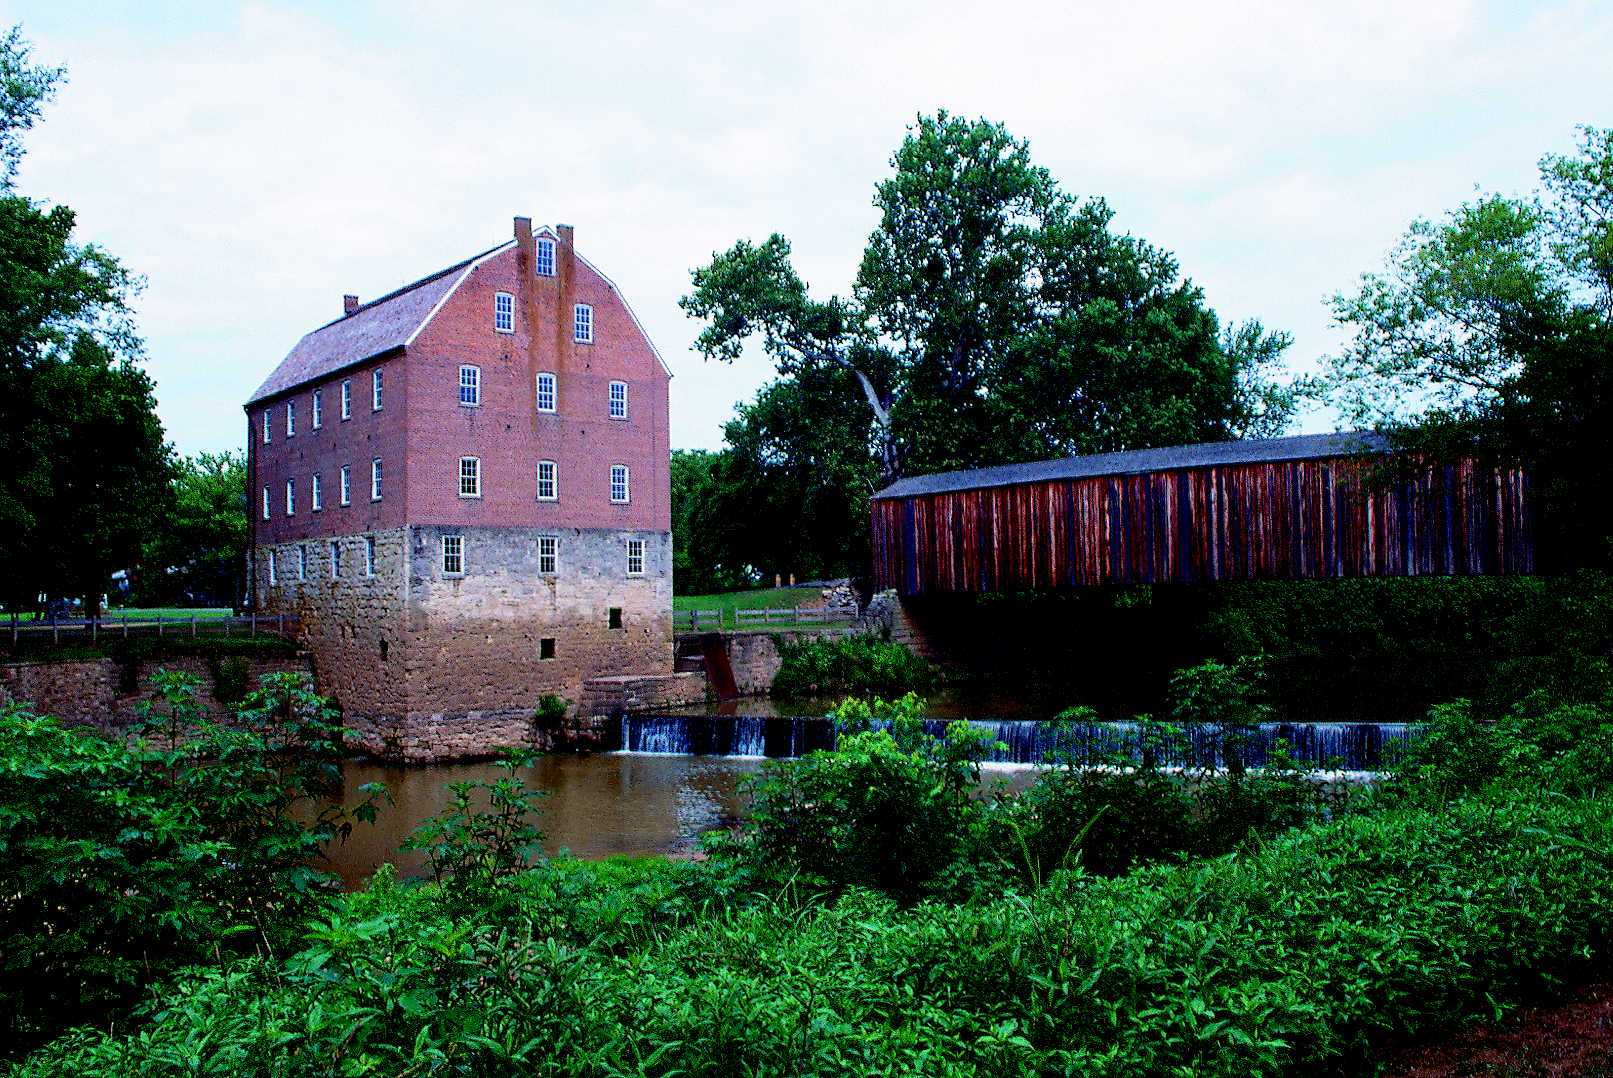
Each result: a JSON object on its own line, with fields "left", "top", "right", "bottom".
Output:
{"left": 246, "top": 218, "right": 674, "bottom": 759}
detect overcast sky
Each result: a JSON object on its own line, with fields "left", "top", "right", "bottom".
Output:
{"left": 7, "top": 0, "right": 1611, "bottom": 458}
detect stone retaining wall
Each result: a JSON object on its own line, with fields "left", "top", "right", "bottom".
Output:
{"left": 0, "top": 654, "right": 316, "bottom": 737}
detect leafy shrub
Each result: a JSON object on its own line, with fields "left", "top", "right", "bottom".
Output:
{"left": 0, "top": 670, "right": 380, "bottom": 1053}
{"left": 1389, "top": 675, "right": 1613, "bottom": 803}
{"left": 741, "top": 694, "right": 997, "bottom": 899}
{"left": 207, "top": 654, "right": 251, "bottom": 704}
{"left": 16, "top": 793, "right": 1613, "bottom": 1077}
{"left": 772, "top": 632, "right": 936, "bottom": 697}
{"left": 401, "top": 747, "right": 547, "bottom": 895}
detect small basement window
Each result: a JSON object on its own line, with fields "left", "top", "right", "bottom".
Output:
{"left": 539, "top": 638, "right": 556, "bottom": 660}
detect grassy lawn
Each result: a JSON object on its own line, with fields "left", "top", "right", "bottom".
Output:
{"left": 673, "top": 587, "right": 855, "bottom": 631}
{"left": 5, "top": 607, "right": 233, "bottom": 623}
{"left": 673, "top": 587, "right": 805, "bottom": 613}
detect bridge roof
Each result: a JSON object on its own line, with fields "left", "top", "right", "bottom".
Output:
{"left": 873, "top": 431, "right": 1389, "bottom": 500}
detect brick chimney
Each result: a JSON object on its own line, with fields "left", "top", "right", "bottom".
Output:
{"left": 513, "top": 215, "right": 534, "bottom": 266}
{"left": 343, "top": 294, "right": 359, "bottom": 315}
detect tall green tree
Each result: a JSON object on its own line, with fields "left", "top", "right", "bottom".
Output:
{"left": 683, "top": 111, "right": 1296, "bottom": 487}
{"left": 1326, "top": 125, "right": 1613, "bottom": 569}
{"left": 138, "top": 451, "right": 245, "bottom": 606}
{"left": 0, "top": 28, "right": 171, "bottom": 611}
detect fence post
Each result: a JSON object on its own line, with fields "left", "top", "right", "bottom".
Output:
{"left": 250, "top": 611, "right": 257, "bottom": 635}
{"left": 278, "top": 613, "right": 285, "bottom": 635}
{"left": 122, "top": 613, "right": 128, "bottom": 639}
{"left": 158, "top": 613, "right": 164, "bottom": 638}
{"left": 191, "top": 614, "right": 197, "bottom": 637}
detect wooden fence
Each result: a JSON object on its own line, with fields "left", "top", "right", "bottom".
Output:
{"left": 673, "top": 607, "right": 858, "bottom": 633}
{"left": 6, "top": 611, "right": 300, "bottom": 649}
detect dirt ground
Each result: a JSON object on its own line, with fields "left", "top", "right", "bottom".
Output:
{"left": 1376, "top": 983, "right": 1613, "bottom": 1077}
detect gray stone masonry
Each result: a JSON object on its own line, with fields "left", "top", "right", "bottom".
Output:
{"left": 257, "top": 523, "right": 672, "bottom": 760}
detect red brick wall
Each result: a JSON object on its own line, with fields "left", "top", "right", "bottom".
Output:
{"left": 248, "top": 357, "right": 409, "bottom": 547}
{"left": 247, "top": 226, "right": 671, "bottom": 557}
{"left": 404, "top": 237, "right": 671, "bottom": 533}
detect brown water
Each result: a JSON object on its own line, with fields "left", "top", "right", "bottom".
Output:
{"left": 323, "top": 753, "right": 764, "bottom": 889}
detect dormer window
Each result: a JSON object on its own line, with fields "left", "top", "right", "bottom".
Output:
{"left": 494, "top": 292, "right": 514, "bottom": 333}
{"left": 535, "top": 238, "right": 555, "bottom": 276}
{"left": 574, "top": 303, "right": 593, "bottom": 343}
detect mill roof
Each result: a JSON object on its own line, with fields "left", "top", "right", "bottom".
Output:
{"left": 246, "top": 241, "right": 513, "bottom": 405}
{"left": 872, "top": 430, "right": 1390, "bottom": 500}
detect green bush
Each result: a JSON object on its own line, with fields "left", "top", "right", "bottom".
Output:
{"left": 740, "top": 694, "right": 998, "bottom": 900}
{"left": 771, "top": 633, "right": 936, "bottom": 697}
{"left": 15, "top": 793, "right": 1613, "bottom": 1077}
{"left": 0, "top": 671, "right": 381, "bottom": 1054}
{"left": 401, "top": 747, "right": 547, "bottom": 897}
{"left": 1388, "top": 667, "right": 1613, "bottom": 804}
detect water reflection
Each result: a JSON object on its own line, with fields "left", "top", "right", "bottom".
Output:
{"left": 324, "top": 754, "right": 763, "bottom": 890}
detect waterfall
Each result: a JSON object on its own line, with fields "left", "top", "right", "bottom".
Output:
{"left": 616, "top": 714, "right": 1416, "bottom": 770}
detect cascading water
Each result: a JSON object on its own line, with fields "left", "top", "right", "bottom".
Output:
{"left": 613, "top": 714, "right": 1415, "bottom": 770}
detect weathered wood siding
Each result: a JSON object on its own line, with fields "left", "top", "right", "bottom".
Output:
{"left": 872, "top": 456, "right": 1533, "bottom": 594}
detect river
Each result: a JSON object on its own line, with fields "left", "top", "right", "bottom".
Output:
{"left": 324, "top": 753, "right": 763, "bottom": 889}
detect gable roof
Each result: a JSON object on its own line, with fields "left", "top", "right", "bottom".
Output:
{"left": 247, "top": 241, "right": 514, "bottom": 405}
{"left": 873, "top": 431, "right": 1390, "bottom": 499}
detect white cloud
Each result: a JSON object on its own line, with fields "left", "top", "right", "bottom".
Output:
{"left": 6, "top": 0, "right": 1612, "bottom": 455}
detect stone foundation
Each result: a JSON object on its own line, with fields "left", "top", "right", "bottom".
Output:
{"left": 257, "top": 523, "right": 675, "bottom": 760}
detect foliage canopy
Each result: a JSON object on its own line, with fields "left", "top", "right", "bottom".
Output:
{"left": 1327, "top": 125, "right": 1613, "bottom": 568}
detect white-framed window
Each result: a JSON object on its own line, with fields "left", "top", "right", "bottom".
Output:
{"left": 442, "top": 534, "right": 464, "bottom": 575}
{"left": 262, "top": 410, "right": 271, "bottom": 443}
{"left": 493, "top": 292, "right": 514, "bottom": 333}
{"left": 372, "top": 368, "right": 384, "bottom": 411}
{"left": 610, "top": 464, "right": 629, "bottom": 504}
{"left": 536, "top": 460, "right": 557, "bottom": 501}
{"left": 311, "top": 472, "right": 323, "bottom": 511}
{"left": 285, "top": 478, "right": 296, "bottom": 516}
{"left": 535, "top": 237, "right": 556, "bottom": 276}
{"left": 267, "top": 549, "right": 277, "bottom": 586}
{"left": 364, "top": 536, "right": 376, "bottom": 578}
{"left": 286, "top": 400, "right": 296, "bottom": 437}
{"left": 261, "top": 485, "right": 271, "bottom": 521}
{"left": 339, "top": 465, "right": 351, "bottom": 506}
{"left": 535, "top": 371, "right": 556, "bottom": 413}
{"left": 459, "top": 456, "right": 481, "bottom": 498}
{"left": 341, "top": 379, "right": 352, "bottom": 420}
{"left": 312, "top": 389, "right": 323, "bottom": 429}
{"left": 537, "top": 534, "right": 557, "bottom": 574}
{"left": 298, "top": 544, "right": 308, "bottom": 580}
{"left": 608, "top": 380, "right": 628, "bottom": 420}
{"left": 459, "top": 365, "right": 480, "bottom": 406}
{"left": 574, "top": 303, "right": 593, "bottom": 343}
{"left": 371, "top": 458, "right": 383, "bottom": 501}
{"left": 329, "top": 540, "right": 341, "bottom": 579}
{"left": 627, "top": 538, "right": 645, "bottom": 576}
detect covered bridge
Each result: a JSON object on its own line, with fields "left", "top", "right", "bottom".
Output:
{"left": 871, "top": 432, "right": 1533, "bottom": 595}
